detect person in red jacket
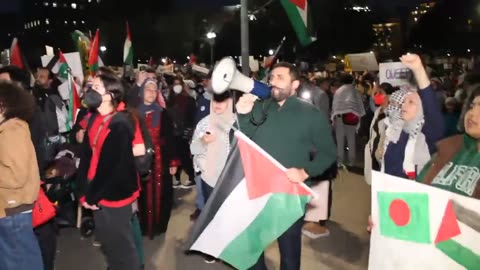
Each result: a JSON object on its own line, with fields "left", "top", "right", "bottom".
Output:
{"left": 76, "top": 74, "right": 142, "bottom": 270}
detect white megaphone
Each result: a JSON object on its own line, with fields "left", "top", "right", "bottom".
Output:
{"left": 212, "top": 57, "right": 271, "bottom": 99}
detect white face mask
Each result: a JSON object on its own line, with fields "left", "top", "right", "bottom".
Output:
{"left": 173, "top": 85, "right": 183, "bottom": 94}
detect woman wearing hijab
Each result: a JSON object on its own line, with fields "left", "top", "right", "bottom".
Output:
{"left": 382, "top": 54, "right": 445, "bottom": 180}
{"left": 190, "top": 92, "right": 235, "bottom": 202}
{"left": 136, "top": 78, "right": 179, "bottom": 238}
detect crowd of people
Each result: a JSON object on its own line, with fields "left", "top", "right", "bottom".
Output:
{"left": 0, "top": 51, "right": 480, "bottom": 270}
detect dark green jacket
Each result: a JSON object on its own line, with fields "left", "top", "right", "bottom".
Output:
{"left": 237, "top": 96, "right": 336, "bottom": 184}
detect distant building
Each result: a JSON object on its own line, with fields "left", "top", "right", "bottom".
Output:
{"left": 19, "top": 0, "right": 100, "bottom": 66}
{"left": 372, "top": 21, "right": 403, "bottom": 59}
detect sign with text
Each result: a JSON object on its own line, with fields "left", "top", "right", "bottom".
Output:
{"left": 379, "top": 62, "right": 412, "bottom": 87}
{"left": 345, "top": 53, "right": 379, "bottom": 71}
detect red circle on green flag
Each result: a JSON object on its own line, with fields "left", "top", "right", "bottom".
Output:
{"left": 389, "top": 199, "right": 410, "bottom": 226}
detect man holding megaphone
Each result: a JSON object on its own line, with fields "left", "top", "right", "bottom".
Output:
{"left": 233, "top": 62, "right": 337, "bottom": 270}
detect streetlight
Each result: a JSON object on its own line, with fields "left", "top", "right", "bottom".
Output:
{"left": 206, "top": 31, "right": 217, "bottom": 66}
{"left": 268, "top": 49, "right": 274, "bottom": 56}
{"left": 100, "top": 46, "right": 107, "bottom": 52}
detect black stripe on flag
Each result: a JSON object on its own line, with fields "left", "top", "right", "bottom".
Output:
{"left": 187, "top": 137, "right": 245, "bottom": 249}
{"left": 452, "top": 200, "right": 480, "bottom": 233}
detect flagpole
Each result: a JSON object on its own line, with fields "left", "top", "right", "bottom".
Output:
{"left": 240, "top": 0, "right": 250, "bottom": 76}
{"left": 66, "top": 67, "right": 73, "bottom": 132}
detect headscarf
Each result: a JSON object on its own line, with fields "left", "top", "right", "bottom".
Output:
{"left": 202, "top": 96, "right": 235, "bottom": 187}
{"left": 139, "top": 78, "right": 166, "bottom": 108}
{"left": 137, "top": 79, "right": 163, "bottom": 128}
{"left": 383, "top": 87, "right": 430, "bottom": 178}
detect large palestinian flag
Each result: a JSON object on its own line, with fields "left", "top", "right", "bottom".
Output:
{"left": 188, "top": 131, "right": 315, "bottom": 270}
{"left": 280, "top": 0, "right": 316, "bottom": 46}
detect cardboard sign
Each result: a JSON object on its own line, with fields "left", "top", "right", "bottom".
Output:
{"left": 45, "top": 46, "right": 54, "bottom": 56}
{"left": 379, "top": 62, "right": 412, "bottom": 87}
{"left": 345, "top": 53, "right": 379, "bottom": 71}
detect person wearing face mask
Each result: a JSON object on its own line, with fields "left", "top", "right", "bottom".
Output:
{"left": 236, "top": 62, "right": 336, "bottom": 270}
{"left": 382, "top": 54, "right": 445, "bottom": 180}
{"left": 364, "top": 83, "right": 396, "bottom": 185}
{"left": 76, "top": 74, "right": 143, "bottom": 270}
{"left": 167, "top": 77, "right": 197, "bottom": 189}
{"left": 0, "top": 82, "right": 43, "bottom": 270}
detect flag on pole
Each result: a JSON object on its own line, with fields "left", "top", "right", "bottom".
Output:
{"left": 10, "top": 38, "right": 25, "bottom": 69}
{"left": 188, "top": 131, "right": 315, "bottom": 270}
{"left": 280, "top": 0, "right": 316, "bottom": 46}
{"left": 123, "top": 22, "right": 133, "bottom": 66}
{"left": 58, "top": 51, "right": 82, "bottom": 128}
{"left": 88, "top": 29, "right": 100, "bottom": 76}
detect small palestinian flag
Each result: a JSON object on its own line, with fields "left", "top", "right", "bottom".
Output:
{"left": 123, "top": 22, "right": 133, "bottom": 67}
{"left": 188, "top": 131, "right": 314, "bottom": 270}
{"left": 58, "top": 51, "right": 82, "bottom": 128}
{"left": 377, "top": 192, "right": 431, "bottom": 244}
{"left": 88, "top": 29, "right": 100, "bottom": 76}
{"left": 280, "top": 0, "right": 316, "bottom": 46}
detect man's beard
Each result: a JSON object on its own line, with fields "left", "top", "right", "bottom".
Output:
{"left": 271, "top": 87, "right": 291, "bottom": 102}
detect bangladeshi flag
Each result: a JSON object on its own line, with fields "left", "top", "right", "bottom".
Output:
{"left": 280, "top": 0, "right": 316, "bottom": 46}
{"left": 188, "top": 131, "right": 314, "bottom": 270}
{"left": 88, "top": 29, "right": 100, "bottom": 76}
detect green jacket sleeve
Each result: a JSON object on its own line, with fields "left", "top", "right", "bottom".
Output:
{"left": 235, "top": 101, "right": 261, "bottom": 138}
{"left": 304, "top": 110, "right": 337, "bottom": 177}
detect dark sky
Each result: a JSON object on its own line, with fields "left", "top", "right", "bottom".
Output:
{"left": 173, "top": 0, "right": 240, "bottom": 9}
{"left": 0, "top": 0, "right": 21, "bottom": 13}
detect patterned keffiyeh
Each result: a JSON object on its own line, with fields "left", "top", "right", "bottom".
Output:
{"left": 383, "top": 87, "right": 431, "bottom": 178}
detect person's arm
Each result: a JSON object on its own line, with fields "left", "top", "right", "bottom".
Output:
{"left": 401, "top": 54, "right": 445, "bottom": 152}
{"left": 419, "top": 85, "right": 445, "bottom": 152}
{"left": 190, "top": 117, "right": 209, "bottom": 156}
{"left": 85, "top": 124, "right": 133, "bottom": 205}
{"left": 303, "top": 111, "right": 337, "bottom": 177}
{"left": 161, "top": 110, "right": 180, "bottom": 168}
{"left": 235, "top": 96, "right": 262, "bottom": 138}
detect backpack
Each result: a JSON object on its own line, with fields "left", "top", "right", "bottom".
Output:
{"left": 86, "top": 112, "right": 154, "bottom": 181}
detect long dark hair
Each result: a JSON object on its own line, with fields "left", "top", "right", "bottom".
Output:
{"left": 0, "top": 82, "right": 35, "bottom": 122}
{"left": 466, "top": 86, "right": 480, "bottom": 111}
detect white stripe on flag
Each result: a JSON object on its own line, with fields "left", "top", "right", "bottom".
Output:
{"left": 190, "top": 179, "right": 270, "bottom": 257}
{"left": 297, "top": 5, "right": 307, "bottom": 26}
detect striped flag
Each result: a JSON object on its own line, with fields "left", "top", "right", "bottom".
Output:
{"left": 280, "top": 0, "right": 316, "bottom": 46}
{"left": 58, "top": 51, "right": 82, "bottom": 129}
{"left": 88, "top": 29, "right": 100, "bottom": 76}
{"left": 123, "top": 22, "right": 133, "bottom": 66}
{"left": 188, "top": 131, "right": 314, "bottom": 270}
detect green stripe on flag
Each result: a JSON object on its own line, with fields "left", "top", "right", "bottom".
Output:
{"left": 125, "top": 49, "right": 133, "bottom": 66}
{"left": 90, "top": 62, "right": 99, "bottom": 72}
{"left": 280, "top": 0, "right": 314, "bottom": 46}
{"left": 219, "top": 193, "right": 310, "bottom": 270}
{"left": 436, "top": 239, "right": 480, "bottom": 269}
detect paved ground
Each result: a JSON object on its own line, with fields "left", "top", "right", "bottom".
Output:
{"left": 55, "top": 170, "right": 371, "bottom": 270}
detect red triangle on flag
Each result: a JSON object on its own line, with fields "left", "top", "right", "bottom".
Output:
{"left": 10, "top": 38, "right": 25, "bottom": 69}
{"left": 435, "top": 200, "right": 461, "bottom": 244}
{"left": 236, "top": 133, "right": 313, "bottom": 200}
{"left": 290, "top": 0, "right": 306, "bottom": 10}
